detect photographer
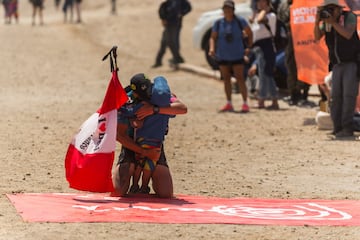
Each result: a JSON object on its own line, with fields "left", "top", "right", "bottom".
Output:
{"left": 314, "top": 0, "right": 359, "bottom": 139}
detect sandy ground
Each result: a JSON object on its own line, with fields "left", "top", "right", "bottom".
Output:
{"left": 2, "top": 0, "right": 360, "bottom": 239}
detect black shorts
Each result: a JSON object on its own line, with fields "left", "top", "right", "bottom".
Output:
{"left": 117, "top": 146, "right": 168, "bottom": 167}
{"left": 31, "top": 0, "right": 44, "bottom": 8}
{"left": 217, "top": 58, "right": 244, "bottom": 66}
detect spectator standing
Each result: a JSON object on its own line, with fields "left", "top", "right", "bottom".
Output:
{"left": 2, "top": 0, "right": 7, "bottom": 24}
{"left": 278, "top": 0, "right": 311, "bottom": 106}
{"left": 2, "top": 0, "right": 9, "bottom": 24}
{"left": 251, "top": 0, "right": 279, "bottom": 109}
{"left": 209, "top": 0, "right": 253, "bottom": 113}
{"left": 314, "top": 0, "right": 359, "bottom": 139}
{"left": 3, "top": 0, "right": 18, "bottom": 24}
{"left": 62, "top": 0, "right": 81, "bottom": 23}
{"left": 62, "top": 0, "right": 74, "bottom": 23}
{"left": 111, "top": 0, "right": 116, "bottom": 15}
{"left": 55, "top": 0, "right": 60, "bottom": 9}
{"left": 29, "top": 0, "right": 44, "bottom": 26}
{"left": 151, "top": 0, "right": 192, "bottom": 68}
{"left": 74, "top": 0, "right": 82, "bottom": 23}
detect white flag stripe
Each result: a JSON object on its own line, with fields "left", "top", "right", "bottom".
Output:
{"left": 72, "top": 110, "right": 117, "bottom": 154}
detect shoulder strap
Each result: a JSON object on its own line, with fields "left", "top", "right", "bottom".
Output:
{"left": 215, "top": 18, "right": 221, "bottom": 32}
{"left": 235, "top": 17, "right": 243, "bottom": 31}
{"left": 263, "top": 21, "right": 274, "bottom": 38}
{"left": 215, "top": 17, "right": 244, "bottom": 32}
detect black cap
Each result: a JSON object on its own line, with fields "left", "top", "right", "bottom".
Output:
{"left": 130, "top": 73, "right": 152, "bottom": 101}
{"left": 223, "top": 0, "right": 235, "bottom": 9}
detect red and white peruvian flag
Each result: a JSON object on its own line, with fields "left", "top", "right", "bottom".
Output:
{"left": 65, "top": 71, "right": 127, "bottom": 192}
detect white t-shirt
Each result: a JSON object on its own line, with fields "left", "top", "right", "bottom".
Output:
{"left": 251, "top": 12, "right": 276, "bottom": 43}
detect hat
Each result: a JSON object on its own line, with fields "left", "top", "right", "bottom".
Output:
{"left": 223, "top": 0, "right": 235, "bottom": 9}
{"left": 320, "top": 0, "right": 344, "bottom": 7}
{"left": 130, "top": 73, "right": 152, "bottom": 101}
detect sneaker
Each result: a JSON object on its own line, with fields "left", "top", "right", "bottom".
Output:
{"left": 129, "top": 184, "right": 139, "bottom": 193}
{"left": 241, "top": 103, "right": 250, "bottom": 113}
{"left": 151, "top": 63, "right": 162, "bottom": 68}
{"left": 282, "top": 96, "right": 291, "bottom": 102}
{"left": 174, "top": 57, "right": 185, "bottom": 64}
{"left": 266, "top": 104, "right": 280, "bottom": 110}
{"left": 139, "top": 186, "right": 150, "bottom": 194}
{"left": 169, "top": 57, "right": 185, "bottom": 65}
{"left": 219, "top": 103, "right": 234, "bottom": 112}
{"left": 335, "top": 130, "right": 354, "bottom": 139}
{"left": 256, "top": 100, "right": 265, "bottom": 109}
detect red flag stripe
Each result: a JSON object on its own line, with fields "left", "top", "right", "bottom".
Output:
{"left": 98, "top": 71, "right": 127, "bottom": 115}
{"left": 65, "top": 70, "right": 126, "bottom": 193}
{"left": 65, "top": 145, "right": 114, "bottom": 193}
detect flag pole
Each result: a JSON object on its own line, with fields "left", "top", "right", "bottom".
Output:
{"left": 102, "top": 46, "right": 118, "bottom": 72}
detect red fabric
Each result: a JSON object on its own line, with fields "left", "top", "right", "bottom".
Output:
{"left": 290, "top": 0, "right": 360, "bottom": 85}
{"left": 98, "top": 71, "right": 127, "bottom": 114}
{"left": 7, "top": 193, "right": 360, "bottom": 225}
{"left": 65, "top": 145, "right": 115, "bottom": 192}
{"left": 65, "top": 71, "right": 127, "bottom": 193}
{"left": 290, "top": 0, "right": 328, "bottom": 85}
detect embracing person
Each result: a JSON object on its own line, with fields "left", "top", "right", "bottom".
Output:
{"left": 112, "top": 73, "right": 187, "bottom": 198}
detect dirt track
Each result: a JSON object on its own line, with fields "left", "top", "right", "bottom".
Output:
{"left": 1, "top": 1, "right": 360, "bottom": 239}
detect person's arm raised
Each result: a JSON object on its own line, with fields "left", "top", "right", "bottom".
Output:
{"left": 314, "top": 8, "right": 325, "bottom": 41}
{"left": 135, "top": 97, "right": 187, "bottom": 120}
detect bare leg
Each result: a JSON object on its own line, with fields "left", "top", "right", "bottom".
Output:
{"left": 129, "top": 165, "right": 142, "bottom": 193}
{"left": 32, "top": 7, "right": 36, "bottom": 25}
{"left": 39, "top": 9, "right": 44, "bottom": 25}
{"left": 232, "top": 64, "right": 248, "bottom": 102}
{"left": 151, "top": 165, "right": 173, "bottom": 198}
{"left": 140, "top": 169, "right": 151, "bottom": 193}
{"left": 219, "top": 65, "right": 233, "bottom": 102}
{"left": 70, "top": 5, "right": 74, "bottom": 22}
{"left": 111, "top": 0, "right": 116, "bottom": 14}
{"left": 112, "top": 162, "right": 134, "bottom": 196}
{"left": 75, "top": 2, "right": 81, "bottom": 23}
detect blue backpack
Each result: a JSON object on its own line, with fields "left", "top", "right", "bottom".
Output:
{"left": 136, "top": 76, "right": 172, "bottom": 146}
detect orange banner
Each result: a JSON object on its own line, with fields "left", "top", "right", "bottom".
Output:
{"left": 291, "top": 0, "right": 358, "bottom": 85}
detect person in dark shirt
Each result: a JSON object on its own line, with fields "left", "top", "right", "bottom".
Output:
{"left": 151, "top": 0, "right": 192, "bottom": 68}
{"left": 314, "top": 0, "right": 359, "bottom": 139}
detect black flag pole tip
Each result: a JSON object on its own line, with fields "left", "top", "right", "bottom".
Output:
{"left": 102, "top": 46, "right": 119, "bottom": 72}
{"left": 102, "top": 45, "right": 118, "bottom": 61}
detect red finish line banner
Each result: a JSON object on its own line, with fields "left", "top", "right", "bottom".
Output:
{"left": 6, "top": 193, "right": 360, "bottom": 226}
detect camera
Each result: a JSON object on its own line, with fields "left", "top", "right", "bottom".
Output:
{"left": 319, "top": 6, "right": 334, "bottom": 19}
{"left": 225, "top": 33, "right": 233, "bottom": 43}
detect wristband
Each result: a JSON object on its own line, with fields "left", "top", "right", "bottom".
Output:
{"left": 153, "top": 106, "right": 160, "bottom": 114}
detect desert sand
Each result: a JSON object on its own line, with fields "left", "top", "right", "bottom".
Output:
{"left": 1, "top": 0, "right": 360, "bottom": 239}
